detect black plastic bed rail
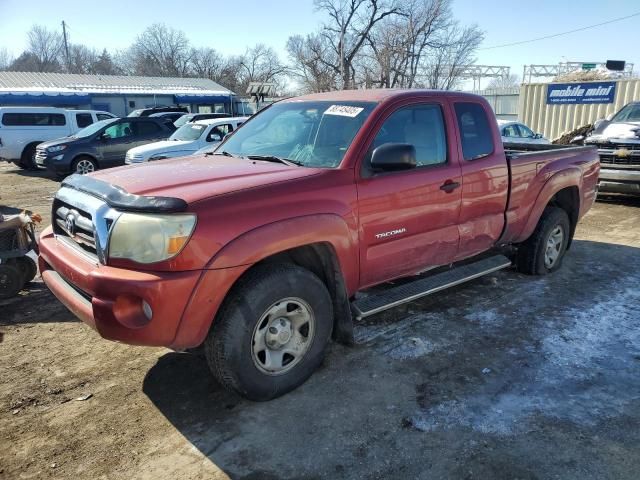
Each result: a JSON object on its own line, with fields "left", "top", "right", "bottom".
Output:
{"left": 61, "top": 174, "right": 188, "bottom": 213}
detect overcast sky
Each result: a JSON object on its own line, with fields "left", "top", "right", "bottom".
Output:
{"left": 1, "top": 0, "right": 638, "bottom": 84}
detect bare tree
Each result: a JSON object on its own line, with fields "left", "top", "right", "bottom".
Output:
{"left": 238, "top": 44, "right": 288, "bottom": 92}
{"left": 424, "top": 23, "right": 484, "bottom": 90}
{"left": 191, "top": 47, "right": 225, "bottom": 80}
{"left": 25, "top": 25, "right": 64, "bottom": 72}
{"left": 314, "top": 0, "right": 403, "bottom": 89}
{"left": 365, "top": 0, "right": 451, "bottom": 88}
{"left": 67, "top": 44, "right": 98, "bottom": 74}
{"left": 127, "top": 23, "right": 192, "bottom": 76}
{"left": 286, "top": 34, "right": 338, "bottom": 93}
{"left": 486, "top": 74, "right": 520, "bottom": 90}
{"left": 0, "top": 48, "right": 13, "bottom": 71}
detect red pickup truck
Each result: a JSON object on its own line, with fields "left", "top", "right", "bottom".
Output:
{"left": 39, "top": 90, "right": 599, "bottom": 400}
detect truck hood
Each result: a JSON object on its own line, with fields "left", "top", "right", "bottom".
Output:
{"left": 128, "top": 140, "right": 195, "bottom": 156}
{"left": 89, "top": 155, "right": 322, "bottom": 204}
{"left": 589, "top": 121, "right": 640, "bottom": 142}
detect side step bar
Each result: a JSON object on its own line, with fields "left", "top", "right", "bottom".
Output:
{"left": 352, "top": 254, "right": 512, "bottom": 319}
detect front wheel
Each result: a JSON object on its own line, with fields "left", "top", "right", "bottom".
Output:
{"left": 72, "top": 156, "right": 97, "bottom": 175}
{"left": 204, "top": 264, "right": 333, "bottom": 401}
{"left": 516, "top": 206, "right": 571, "bottom": 275}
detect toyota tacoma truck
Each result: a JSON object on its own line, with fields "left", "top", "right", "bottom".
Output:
{"left": 39, "top": 90, "right": 599, "bottom": 400}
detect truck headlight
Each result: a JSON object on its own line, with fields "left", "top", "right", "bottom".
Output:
{"left": 108, "top": 213, "right": 197, "bottom": 264}
{"left": 47, "top": 145, "right": 67, "bottom": 153}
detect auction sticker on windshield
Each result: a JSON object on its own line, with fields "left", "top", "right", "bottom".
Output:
{"left": 325, "top": 105, "right": 364, "bottom": 117}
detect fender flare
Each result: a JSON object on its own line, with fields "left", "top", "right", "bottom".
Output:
{"left": 516, "top": 167, "right": 582, "bottom": 243}
{"left": 207, "top": 213, "right": 359, "bottom": 293}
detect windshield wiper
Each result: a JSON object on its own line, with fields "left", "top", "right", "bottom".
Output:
{"left": 206, "top": 150, "right": 235, "bottom": 157}
{"left": 246, "top": 155, "right": 303, "bottom": 167}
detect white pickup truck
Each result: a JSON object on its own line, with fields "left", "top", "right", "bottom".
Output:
{"left": 125, "top": 117, "right": 247, "bottom": 163}
{"left": 0, "top": 107, "right": 116, "bottom": 169}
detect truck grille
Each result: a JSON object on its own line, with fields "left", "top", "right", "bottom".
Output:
{"left": 52, "top": 199, "right": 99, "bottom": 259}
{"left": 595, "top": 143, "right": 640, "bottom": 169}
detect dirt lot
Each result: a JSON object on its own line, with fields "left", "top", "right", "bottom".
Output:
{"left": 1, "top": 161, "right": 640, "bottom": 480}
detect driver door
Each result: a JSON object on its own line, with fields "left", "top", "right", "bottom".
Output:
{"left": 98, "top": 121, "right": 137, "bottom": 167}
{"left": 356, "top": 102, "right": 462, "bottom": 288}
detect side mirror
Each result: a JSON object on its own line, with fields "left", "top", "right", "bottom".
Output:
{"left": 534, "top": 133, "right": 543, "bottom": 139}
{"left": 593, "top": 118, "right": 610, "bottom": 131}
{"left": 99, "top": 133, "right": 110, "bottom": 141}
{"left": 209, "top": 134, "right": 222, "bottom": 142}
{"left": 371, "top": 143, "right": 416, "bottom": 172}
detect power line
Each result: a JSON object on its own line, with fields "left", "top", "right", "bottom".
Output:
{"left": 479, "top": 12, "right": 640, "bottom": 50}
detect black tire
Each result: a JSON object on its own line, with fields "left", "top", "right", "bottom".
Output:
{"left": 19, "top": 144, "right": 38, "bottom": 170}
{"left": 516, "top": 206, "right": 571, "bottom": 275}
{"left": 0, "top": 263, "right": 24, "bottom": 299}
{"left": 71, "top": 156, "right": 98, "bottom": 175}
{"left": 205, "top": 264, "right": 333, "bottom": 401}
{"left": 15, "top": 257, "right": 38, "bottom": 285}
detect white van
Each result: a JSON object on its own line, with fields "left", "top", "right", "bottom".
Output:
{"left": 0, "top": 107, "right": 117, "bottom": 169}
{"left": 125, "top": 117, "right": 247, "bottom": 163}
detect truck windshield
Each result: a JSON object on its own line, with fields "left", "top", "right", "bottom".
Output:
{"left": 74, "top": 119, "right": 116, "bottom": 138}
{"left": 170, "top": 123, "right": 207, "bottom": 141}
{"left": 219, "top": 101, "right": 376, "bottom": 168}
{"left": 612, "top": 103, "right": 640, "bottom": 122}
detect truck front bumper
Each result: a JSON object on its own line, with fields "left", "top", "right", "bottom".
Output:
{"left": 598, "top": 168, "right": 640, "bottom": 195}
{"left": 39, "top": 226, "right": 247, "bottom": 349}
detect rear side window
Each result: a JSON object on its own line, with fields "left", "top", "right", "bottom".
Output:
{"left": 136, "top": 121, "right": 162, "bottom": 135}
{"left": 76, "top": 113, "right": 93, "bottom": 128}
{"left": 97, "top": 113, "right": 113, "bottom": 121}
{"left": 2, "top": 113, "right": 67, "bottom": 127}
{"left": 454, "top": 103, "right": 494, "bottom": 160}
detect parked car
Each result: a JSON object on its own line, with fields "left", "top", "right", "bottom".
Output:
{"left": 0, "top": 107, "right": 116, "bottom": 169}
{"left": 39, "top": 90, "right": 599, "bottom": 400}
{"left": 125, "top": 117, "right": 247, "bottom": 163}
{"left": 149, "top": 111, "right": 186, "bottom": 124}
{"left": 497, "top": 120, "right": 550, "bottom": 144}
{"left": 35, "top": 117, "right": 174, "bottom": 177}
{"left": 128, "top": 106, "right": 188, "bottom": 117}
{"left": 585, "top": 101, "right": 640, "bottom": 195}
{"left": 173, "top": 112, "right": 233, "bottom": 128}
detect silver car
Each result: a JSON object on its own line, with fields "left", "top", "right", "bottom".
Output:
{"left": 498, "top": 120, "right": 550, "bottom": 144}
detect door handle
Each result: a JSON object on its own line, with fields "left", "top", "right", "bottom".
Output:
{"left": 440, "top": 181, "right": 460, "bottom": 192}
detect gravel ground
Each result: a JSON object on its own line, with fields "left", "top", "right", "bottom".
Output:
{"left": 1, "top": 162, "right": 639, "bottom": 479}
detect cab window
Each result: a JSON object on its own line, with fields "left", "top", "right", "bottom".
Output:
{"left": 454, "top": 102, "right": 494, "bottom": 160}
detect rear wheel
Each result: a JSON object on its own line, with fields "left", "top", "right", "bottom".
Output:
{"left": 516, "top": 206, "right": 570, "bottom": 275}
{"left": 204, "top": 264, "right": 333, "bottom": 401}
{"left": 0, "top": 263, "right": 24, "bottom": 299}
{"left": 72, "top": 156, "right": 97, "bottom": 175}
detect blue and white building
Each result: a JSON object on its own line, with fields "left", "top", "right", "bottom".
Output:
{"left": 0, "top": 72, "right": 252, "bottom": 117}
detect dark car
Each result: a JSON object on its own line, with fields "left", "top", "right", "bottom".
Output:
{"left": 173, "top": 112, "right": 232, "bottom": 128}
{"left": 127, "top": 106, "right": 189, "bottom": 118}
{"left": 35, "top": 117, "right": 175, "bottom": 177}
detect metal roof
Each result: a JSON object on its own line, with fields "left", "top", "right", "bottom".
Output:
{"left": 0, "top": 72, "right": 233, "bottom": 95}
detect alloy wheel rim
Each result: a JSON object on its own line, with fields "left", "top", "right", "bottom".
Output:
{"left": 251, "top": 297, "right": 315, "bottom": 375}
{"left": 544, "top": 225, "right": 564, "bottom": 268}
{"left": 76, "top": 159, "right": 95, "bottom": 174}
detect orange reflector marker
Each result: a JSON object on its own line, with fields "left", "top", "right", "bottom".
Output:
{"left": 167, "top": 235, "right": 189, "bottom": 255}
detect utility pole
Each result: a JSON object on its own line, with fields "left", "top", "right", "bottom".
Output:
{"left": 61, "top": 20, "right": 70, "bottom": 72}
